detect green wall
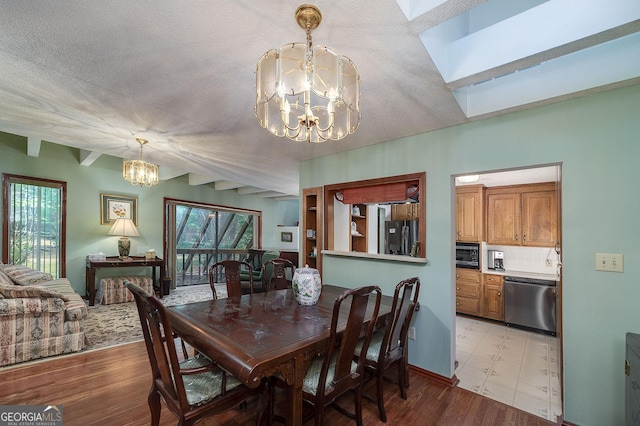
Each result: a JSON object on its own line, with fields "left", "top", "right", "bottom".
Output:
{"left": 301, "top": 83, "right": 640, "bottom": 425}
{"left": 0, "top": 134, "right": 299, "bottom": 292}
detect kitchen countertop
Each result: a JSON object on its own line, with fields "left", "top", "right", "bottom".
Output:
{"left": 481, "top": 269, "right": 559, "bottom": 281}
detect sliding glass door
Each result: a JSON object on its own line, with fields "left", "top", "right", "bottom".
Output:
{"left": 164, "top": 198, "right": 260, "bottom": 288}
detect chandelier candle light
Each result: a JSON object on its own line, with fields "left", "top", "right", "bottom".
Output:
{"left": 123, "top": 138, "right": 159, "bottom": 187}
{"left": 108, "top": 218, "right": 139, "bottom": 259}
{"left": 255, "top": 4, "right": 360, "bottom": 143}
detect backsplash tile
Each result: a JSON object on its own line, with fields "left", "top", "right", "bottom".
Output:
{"left": 482, "top": 243, "right": 560, "bottom": 275}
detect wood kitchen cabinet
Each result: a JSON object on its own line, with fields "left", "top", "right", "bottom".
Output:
{"left": 302, "top": 187, "right": 322, "bottom": 275}
{"left": 455, "top": 268, "right": 482, "bottom": 316}
{"left": 456, "top": 185, "right": 485, "bottom": 242}
{"left": 486, "top": 182, "right": 558, "bottom": 247}
{"left": 482, "top": 273, "right": 504, "bottom": 320}
{"left": 391, "top": 203, "right": 420, "bottom": 220}
{"left": 521, "top": 189, "right": 558, "bottom": 246}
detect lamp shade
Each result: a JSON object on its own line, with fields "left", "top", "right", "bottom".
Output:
{"left": 108, "top": 218, "right": 138, "bottom": 258}
{"left": 107, "top": 218, "right": 139, "bottom": 237}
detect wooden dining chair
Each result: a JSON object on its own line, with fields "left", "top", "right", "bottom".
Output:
{"left": 240, "top": 250, "right": 280, "bottom": 291}
{"left": 299, "top": 285, "right": 382, "bottom": 426}
{"left": 357, "top": 277, "right": 420, "bottom": 423}
{"left": 262, "top": 258, "right": 295, "bottom": 291}
{"left": 209, "top": 260, "right": 255, "bottom": 299}
{"left": 124, "top": 281, "right": 268, "bottom": 426}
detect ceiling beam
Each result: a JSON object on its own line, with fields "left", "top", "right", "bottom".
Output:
{"left": 158, "top": 166, "right": 188, "bottom": 181}
{"left": 256, "top": 191, "right": 289, "bottom": 198}
{"left": 79, "top": 149, "right": 102, "bottom": 166}
{"left": 188, "top": 174, "right": 217, "bottom": 186}
{"left": 27, "top": 136, "right": 41, "bottom": 157}
{"left": 214, "top": 180, "right": 243, "bottom": 191}
{"left": 237, "top": 186, "right": 270, "bottom": 195}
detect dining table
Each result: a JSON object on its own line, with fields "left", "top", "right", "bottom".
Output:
{"left": 167, "top": 284, "right": 393, "bottom": 426}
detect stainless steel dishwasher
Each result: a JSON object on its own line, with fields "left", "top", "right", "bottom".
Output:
{"left": 504, "top": 276, "right": 557, "bottom": 335}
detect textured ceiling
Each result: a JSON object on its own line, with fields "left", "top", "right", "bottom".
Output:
{"left": 0, "top": 1, "right": 638, "bottom": 197}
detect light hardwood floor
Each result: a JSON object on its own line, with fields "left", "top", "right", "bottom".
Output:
{"left": 0, "top": 341, "right": 554, "bottom": 425}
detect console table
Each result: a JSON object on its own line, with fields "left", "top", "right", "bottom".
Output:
{"left": 85, "top": 256, "right": 163, "bottom": 306}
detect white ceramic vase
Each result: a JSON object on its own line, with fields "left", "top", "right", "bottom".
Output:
{"left": 292, "top": 265, "right": 322, "bottom": 306}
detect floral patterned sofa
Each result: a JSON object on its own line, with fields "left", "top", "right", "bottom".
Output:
{"left": 0, "top": 264, "right": 87, "bottom": 366}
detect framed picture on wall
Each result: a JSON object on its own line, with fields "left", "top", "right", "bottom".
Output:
{"left": 100, "top": 194, "right": 138, "bottom": 225}
{"left": 281, "top": 231, "right": 293, "bottom": 243}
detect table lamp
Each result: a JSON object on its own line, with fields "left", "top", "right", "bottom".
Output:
{"left": 108, "top": 218, "right": 139, "bottom": 259}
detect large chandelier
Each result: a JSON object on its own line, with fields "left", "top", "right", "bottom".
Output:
{"left": 255, "top": 4, "right": 360, "bottom": 143}
{"left": 123, "top": 138, "right": 159, "bottom": 187}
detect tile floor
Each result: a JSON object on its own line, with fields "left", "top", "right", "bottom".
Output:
{"left": 455, "top": 315, "right": 562, "bottom": 422}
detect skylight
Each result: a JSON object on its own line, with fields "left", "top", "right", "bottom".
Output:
{"left": 399, "top": 0, "right": 640, "bottom": 117}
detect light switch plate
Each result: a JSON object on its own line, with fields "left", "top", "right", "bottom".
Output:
{"left": 595, "top": 253, "right": 624, "bottom": 272}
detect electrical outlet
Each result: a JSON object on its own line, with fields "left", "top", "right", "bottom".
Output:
{"left": 408, "top": 327, "right": 416, "bottom": 340}
{"left": 595, "top": 253, "right": 624, "bottom": 272}
{"left": 546, "top": 259, "right": 552, "bottom": 267}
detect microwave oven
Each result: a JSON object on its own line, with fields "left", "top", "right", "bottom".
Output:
{"left": 456, "top": 242, "right": 480, "bottom": 269}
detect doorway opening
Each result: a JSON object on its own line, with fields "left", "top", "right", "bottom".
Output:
{"left": 454, "top": 164, "right": 562, "bottom": 421}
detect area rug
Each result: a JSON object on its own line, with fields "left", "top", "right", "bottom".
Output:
{"left": 83, "top": 283, "right": 224, "bottom": 351}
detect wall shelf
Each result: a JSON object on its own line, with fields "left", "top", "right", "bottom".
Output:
{"left": 302, "top": 187, "right": 323, "bottom": 274}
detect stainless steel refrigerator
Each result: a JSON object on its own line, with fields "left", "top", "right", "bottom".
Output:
{"left": 385, "top": 220, "right": 419, "bottom": 256}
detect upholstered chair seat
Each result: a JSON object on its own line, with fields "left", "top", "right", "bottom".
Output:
{"left": 179, "top": 355, "right": 243, "bottom": 406}
{"left": 302, "top": 352, "right": 358, "bottom": 396}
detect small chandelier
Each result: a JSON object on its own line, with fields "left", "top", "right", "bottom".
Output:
{"left": 255, "top": 4, "right": 360, "bottom": 143}
{"left": 123, "top": 138, "right": 159, "bottom": 187}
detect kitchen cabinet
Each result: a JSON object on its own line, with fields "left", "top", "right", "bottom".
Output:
{"left": 350, "top": 204, "right": 367, "bottom": 253}
{"left": 302, "top": 187, "right": 322, "bottom": 274}
{"left": 486, "top": 191, "right": 519, "bottom": 245}
{"left": 486, "top": 182, "right": 557, "bottom": 247}
{"left": 455, "top": 185, "right": 484, "bottom": 242}
{"left": 391, "top": 203, "right": 420, "bottom": 220}
{"left": 456, "top": 270, "right": 504, "bottom": 320}
{"left": 455, "top": 268, "right": 481, "bottom": 316}
{"left": 482, "top": 273, "right": 504, "bottom": 320}
{"left": 521, "top": 189, "right": 558, "bottom": 246}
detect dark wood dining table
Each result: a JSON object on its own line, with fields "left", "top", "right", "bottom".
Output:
{"left": 167, "top": 285, "right": 393, "bottom": 426}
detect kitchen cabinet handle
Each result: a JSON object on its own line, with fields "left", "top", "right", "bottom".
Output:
{"left": 456, "top": 287, "right": 460, "bottom": 290}
{"left": 497, "top": 292, "right": 501, "bottom": 297}
{"left": 523, "top": 234, "right": 527, "bottom": 241}
{"left": 514, "top": 234, "right": 519, "bottom": 241}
